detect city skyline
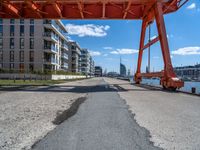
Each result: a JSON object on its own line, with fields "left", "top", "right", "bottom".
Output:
{"left": 62, "top": 0, "right": 200, "bottom": 74}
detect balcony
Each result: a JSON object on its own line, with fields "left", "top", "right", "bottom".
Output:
{"left": 43, "top": 32, "right": 57, "bottom": 42}
{"left": 44, "top": 58, "right": 57, "bottom": 65}
{"left": 43, "top": 20, "right": 67, "bottom": 40}
{"left": 61, "top": 53, "right": 68, "bottom": 60}
{"left": 44, "top": 45, "right": 58, "bottom": 54}
{"left": 61, "top": 44, "right": 68, "bottom": 50}
{"left": 61, "top": 63, "right": 68, "bottom": 69}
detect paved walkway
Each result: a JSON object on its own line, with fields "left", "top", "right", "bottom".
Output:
{"left": 32, "top": 79, "right": 160, "bottom": 150}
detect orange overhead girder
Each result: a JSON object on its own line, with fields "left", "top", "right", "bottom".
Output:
{"left": 0, "top": 0, "right": 188, "bottom": 89}
{"left": 0, "top": 0, "right": 184, "bottom": 19}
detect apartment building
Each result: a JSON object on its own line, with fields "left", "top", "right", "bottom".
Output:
{"left": 80, "top": 49, "right": 90, "bottom": 75}
{"left": 0, "top": 19, "right": 69, "bottom": 73}
{"left": 95, "top": 66, "right": 102, "bottom": 77}
{"left": 89, "top": 56, "right": 95, "bottom": 76}
{"left": 68, "top": 41, "right": 81, "bottom": 73}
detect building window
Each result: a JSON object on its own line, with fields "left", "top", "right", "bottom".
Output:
{"left": 10, "top": 19, "right": 15, "bottom": 24}
{"left": 30, "top": 19, "right": 34, "bottom": 24}
{"left": 0, "top": 19, "right": 2, "bottom": 24}
{"left": 20, "top": 25, "right": 24, "bottom": 36}
{"left": 29, "top": 64, "right": 34, "bottom": 72}
{"left": 10, "top": 25, "right": 14, "bottom": 36}
{"left": 0, "top": 25, "right": 3, "bottom": 36}
{"left": 0, "top": 38, "right": 3, "bottom": 49}
{"left": 10, "top": 63, "right": 14, "bottom": 69}
{"left": 20, "top": 38, "right": 24, "bottom": 49}
{"left": 30, "top": 38, "right": 34, "bottom": 49}
{"left": 29, "top": 51, "right": 34, "bottom": 62}
{"left": 0, "top": 51, "right": 3, "bottom": 62}
{"left": 19, "top": 63, "right": 24, "bottom": 73}
{"left": 10, "top": 51, "right": 14, "bottom": 62}
{"left": 19, "top": 51, "right": 24, "bottom": 62}
{"left": 10, "top": 38, "right": 14, "bottom": 49}
{"left": 0, "top": 63, "right": 2, "bottom": 69}
{"left": 20, "top": 19, "right": 24, "bottom": 24}
{"left": 30, "top": 25, "right": 34, "bottom": 36}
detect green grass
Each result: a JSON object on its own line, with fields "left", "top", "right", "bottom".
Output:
{"left": 0, "top": 78, "right": 85, "bottom": 86}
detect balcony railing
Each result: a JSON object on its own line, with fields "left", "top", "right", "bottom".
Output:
{"left": 62, "top": 53, "right": 68, "bottom": 59}
{"left": 43, "top": 32, "right": 58, "bottom": 41}
{"left": 44, "top": 45, "right": 58, "bottom": 53}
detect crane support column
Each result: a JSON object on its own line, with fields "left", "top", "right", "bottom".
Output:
{"left": 134, "top": 17, "right": 148, "bottom": 84}
{"left": 135, "top": 2, "right": 184, "bottom": 90}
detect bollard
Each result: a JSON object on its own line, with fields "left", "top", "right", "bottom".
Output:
{"left": 191, "top": 87, "right": 196, "bottom": 94}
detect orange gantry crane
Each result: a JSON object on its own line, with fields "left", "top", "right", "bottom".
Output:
{"left": 0, "top": 0, "right": 188, "bottom": 90}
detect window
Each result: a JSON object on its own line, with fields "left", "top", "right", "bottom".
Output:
{"left": 20, "top": 38, "right": 24, "bottom": 49}
{"left": 0, "top": 25, "right": 3, "bottom": 36}
{"left": 10, "top": 51, "right": 14, "bottom": 62}
{"left": 29, "top": 64, "right": 34, "bottom": 72}
{"left": 0, "top": 19, "right": 2, "bottom": 24}
{"left": 10, "top": 19, "right": 15, "bottom": 24}
{"left": 30, "top": 19, "right": 34, "bottom": 24}
{"left": 0, "top": 51, "right": 3, "bottom": 62}
{"left": 19, "top": 63, "right": 24, "bottom": 73}
{"left": 0, "top": 38, "right": 3, "bottom": 49}
{"left": 30, "top": 38, "right": 34, "bottom": 49}
{"left": 10, "top": 25, "right": 14, "bottom": 36}
{"left": 30, "top": 25, "right": 34, "bottom": 36}
{"left": 19, "top": 51, "right": 24, "bottom": 62}
{"left": 10, "top": 38, "right": 14, "bottom": 49}
{"left": 0, "top": 63, "right": 2, "bottom": 69}
{"left": 20, "top": 19, "right": 24, "bottom": 24}
{"left": 20, "top": 25, "right": 24, "bottom": 36}
{"left": 10, "top": 63, "right": 14, "bottom": 69}
{"left": 29, "top": 51, "right": 34, "bottom": 62}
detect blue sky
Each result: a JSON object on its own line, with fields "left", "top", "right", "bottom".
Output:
{"left": 62, "top": 0, "right": 200, "bottom": 74}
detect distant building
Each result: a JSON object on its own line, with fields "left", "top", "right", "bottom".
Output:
{"left": 107, "top": 71, "right": 119, "bottom": 77}
{"left": 120, "top": 63, "right": 126, "bottom": 76}
{"left": 68, "top": 41, "right": 81, "bottom": 73}
{"left": 174, "top": 64, "right": 200, "bottom": 80}
{"left": 89, "top": 56, "right": 95, "bottom": 76}
{"left": 80, "top": 48, "right": 90, "bottom": 75}
{"left": 0, "top": 19, "right": 69, "bottom": 72}
{"left": 127, "top": 69, "right": 131, "bottom": 76}
{"left": 95, "top": 66, "right": 102, "bottom": 77}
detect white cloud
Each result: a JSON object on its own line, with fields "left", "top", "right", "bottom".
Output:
{"left": 172, "top": 46, "right": 200, "bottom": 55}
{"left": 187, "top": 3, "right": 196, "bottom": 9}
{"left": 110, "top": 48, "right": 138, "bottom": 55}
{"left": 150, "top": 35, "right": 157, "bottom": 40}
{"left": 103, "top": 47, "right": 113, "bottom": 50}
{"left": 89, "top": 51, "right": 101, "bottom": 56}
{"left": 65, "top": 24, "right": 110, "bottom": 37}
{"left": 103, "top": 54, "right": 108, "bottom": 57}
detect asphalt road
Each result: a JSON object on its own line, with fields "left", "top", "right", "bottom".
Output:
{"left": 32, "top": 79, "right": 161, "bottom": 150}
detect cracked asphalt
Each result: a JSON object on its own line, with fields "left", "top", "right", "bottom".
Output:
{"left": 32, "top": 79, "right": 160, "bottom": 150}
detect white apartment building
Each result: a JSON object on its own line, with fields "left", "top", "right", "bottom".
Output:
{"left": 68, "top": 41, "right": 81, "bottom": 73}
{"left": 0, "top": 19, "right": 69, "bottom": 73}
{"left": 80, "top": 49, "right": 91, "bottom": 75}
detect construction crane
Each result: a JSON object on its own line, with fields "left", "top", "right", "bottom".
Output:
{"left": 0, "top": 0, "right": 188, "bottom": 90}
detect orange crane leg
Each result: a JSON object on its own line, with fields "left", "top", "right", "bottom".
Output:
{"left": 135, "top": 2, "right": 184, "bottom": 90}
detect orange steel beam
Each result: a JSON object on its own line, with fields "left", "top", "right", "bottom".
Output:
{"left": 1, "top": 2, "right": 20, "bottom": 17}
{"left": 0, "top": 0, "right": 182, "bottom": 19}
{"left": 142, "top": 36, "right": 159, "bottom": 51}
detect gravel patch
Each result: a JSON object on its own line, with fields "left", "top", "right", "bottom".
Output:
{"left": 0, "top": 78, "right": 101, "bottom": 150}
